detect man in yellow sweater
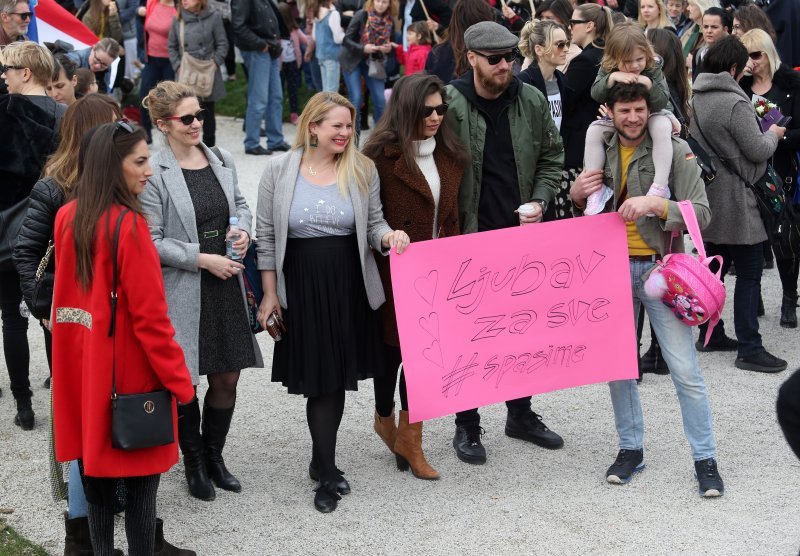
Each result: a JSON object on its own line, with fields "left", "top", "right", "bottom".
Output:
{"left": 570, "top": 82, "right": 724, "bottom": 497}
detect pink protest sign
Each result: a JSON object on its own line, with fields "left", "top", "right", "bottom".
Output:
{"left": 390, "top": 213, "right": 638, "bottom": 423}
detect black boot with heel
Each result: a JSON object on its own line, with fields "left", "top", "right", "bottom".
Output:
{"left": 202, "top": 403, "right": 242, "bottom": 493}
{"left": 177, "top": 399, "right": 216, "bottom": 501}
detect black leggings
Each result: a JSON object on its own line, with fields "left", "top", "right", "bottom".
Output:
{"left": 307, "top": 390, "right": 345, "bottom": 482}
{"left": 0, "top": 268, "right": 30, "bottom": 400}
{"left": 775, "top": 255, "right": 799, "bottom": 298}
{"left": 87, "top": 474, "right": 160, "bottom": 556}
{"left": 373, "top": 344, "right": 408, "bottom": 416}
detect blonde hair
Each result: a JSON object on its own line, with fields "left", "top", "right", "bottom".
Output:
{"left": 638, "top": 0, "right": 671, "bottom": 29}
{"left": 2, "top": 41, "right": 54, "bottom": 86}
{"left": 518, "top": 19, "right": 567, "bottom": 62}
{"left": 686, "top": 0, "right": 719, "bottom": 17}
{"left": 740, "top": 28, "right": 781, "bottom": 79}
{"left": 294, "top": 92, "right": 373, "bottom": 197}
{"left": 142, "top": 80, "right": 197, "bottom": 121}
{"left": 601, "top": 22, "right": 656, "bottom": 72}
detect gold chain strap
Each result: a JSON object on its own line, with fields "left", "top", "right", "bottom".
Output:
{"left": 35, "top": 241, "right": 54, "bottom": 282}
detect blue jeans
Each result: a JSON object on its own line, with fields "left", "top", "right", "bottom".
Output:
{"left": 67, "top": 459, "right": 88, "bottom": 519}
{"left": 318, "top": 58, "right": 340, "bottom": 93}
{"left": 240, "top": 49, "right": 285, "bottom": 150}
{"left": 700, "top": 242, "right": 764, "bottom": 357}
{"left": 608, "top": 260, "right": 717, "bottom": 461}
{"left": 342, "top": 59, "right": 386, "bottom": 135}
{"left": 139, "top": 56, "right": 175, "bottom": 137}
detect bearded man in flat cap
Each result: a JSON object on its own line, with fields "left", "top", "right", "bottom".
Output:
{"left": 445, "top": 20, "right": 565, "bottom": 465}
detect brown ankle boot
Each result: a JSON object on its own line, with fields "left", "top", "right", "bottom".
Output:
{"left": 373, "top": 408, "right": 398, "bottom": 453}
{"left": 394, "top": 410, "right": 440, "bottom": 480}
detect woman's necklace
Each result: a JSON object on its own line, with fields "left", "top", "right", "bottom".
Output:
{"left": 307, "top": 160, "right": 332, "bottom": 176}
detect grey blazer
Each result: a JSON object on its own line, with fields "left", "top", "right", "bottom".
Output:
{"left": 255, "top": 148, "right": 393, "bottom": 310}
{"left": 141, "top": 143, "right": 264, "bottom": 384}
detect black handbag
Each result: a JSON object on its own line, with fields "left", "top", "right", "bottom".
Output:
{"left": 29, "top": 239, "right": 55, "bottom": 320}
{"left": 0, "top": 198, "right": 30, "bottom": 271}
{"left": 108, "top": 210, "right": 175, "bottom": 451}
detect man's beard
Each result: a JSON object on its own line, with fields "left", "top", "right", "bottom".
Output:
{"left": 476, "top": 64, "right": 512, "bottom": 96}
{"left": 615, "top": 122, "right": 647, "bottom": 142}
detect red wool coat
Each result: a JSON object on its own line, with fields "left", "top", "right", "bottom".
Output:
{"left": 52, "top": 203, "right": 195, "bottom": 478}
{"left": 372, "top": 143, "right": 463, "bottom": 346}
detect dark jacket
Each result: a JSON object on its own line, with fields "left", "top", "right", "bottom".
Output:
{"left": 168, "top": 8, "right": 229, "bottom": 101}
{"left": 339, "top": 9, "right": 369, "bottom": 73}
{"left": 230, "top": 0, "right": 285, "bottom": 52}
{"left": 740, "top": 64, "right": 800, "bottom": 196}
{"left": 13, "top": 177, "right": 65, "bottom": 307}
{"left": 424, "top": 42, "right": 457, "bottom": 84}
{"left": 562, "top": 43, "right": 602, "bottom": 168}
{"left": 765, "top": 0, "right": 800, "bottom": 69}
{"left": 370, "top": 143, "right": 463, "bottom": 345}
{"left": 518, "top": 63, "right": 570, "bottom": 139}
{"left": 399, "top": 0, "right": 451, "bottom": 36}
{"left": 0, "top": 94, "right": 59, "bottom": 210}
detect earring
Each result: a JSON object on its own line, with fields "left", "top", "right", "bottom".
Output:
{"left": 310, "top": 134, "right": 318, "bottom": 148}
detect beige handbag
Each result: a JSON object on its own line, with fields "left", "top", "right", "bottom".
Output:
{"left": 177, "top": 20, "right": 216, "bottom": 98}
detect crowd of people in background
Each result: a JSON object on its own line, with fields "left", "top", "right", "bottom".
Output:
{"left": 2, "top": 0, "right": 800, "bottom": 553}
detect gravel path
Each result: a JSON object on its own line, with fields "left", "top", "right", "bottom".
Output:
{"left": 1, "top": 117, "right": 798, "bottom": 556}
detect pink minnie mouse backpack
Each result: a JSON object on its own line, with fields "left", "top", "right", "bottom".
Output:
{"left": 644, "top": 200, "right": 726, "bottom": 346}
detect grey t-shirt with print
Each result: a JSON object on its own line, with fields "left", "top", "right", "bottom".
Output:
{"left": 287, "top": 173, "right": 356, "bottom": 238}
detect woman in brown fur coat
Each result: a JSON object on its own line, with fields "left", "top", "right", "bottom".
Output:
{"left": 362, "top": 73, "right": 468, "bottom": 480}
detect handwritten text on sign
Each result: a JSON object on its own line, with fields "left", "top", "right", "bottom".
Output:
{"left": 390, "top": 213, "right": 638, "bottom": 423}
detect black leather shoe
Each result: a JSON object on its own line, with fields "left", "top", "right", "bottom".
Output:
{"left": 313, "top": 482, "right": 341, "bottom": 513}
{"left": 270, "top": 141, "right": 292, "bottom": 152}
{"left": 14, "top": 397, "right": 34, "bottom": 430}
{"left": 453, "top": 426, "right": 486, "bottom": 464}
{"left": 309, "top": 463, "right": 350, "bottom": 495}
{"left": 505, "top": 411, "right": 564, "bottom": 449}
{"left": 640, "top": 343, "right": 670, "bottom": 375}
{"left": 245, "top": 146, "right": 272, "bottom": 155}
{"left": 735, "top": 351, "right": 787, "bottom": 373}
{"left": 696, "top": 334, "right": 738, "bottom": 352}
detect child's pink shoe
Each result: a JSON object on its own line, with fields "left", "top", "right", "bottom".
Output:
{"left": 584, "top": 185, "right": 614, "bottom": 215}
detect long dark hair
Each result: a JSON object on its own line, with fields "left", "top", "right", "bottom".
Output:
{"left": 72, "top": 122, "right": 147, "bottom": 289}
{"left": 362, "top": 73, "right": 468, "bottom": 174}
{"left": 443, "top": 0, "right": 493, "bottom": 77}
{"left": 648, "top": 28, "right": 690, "bottom": 122}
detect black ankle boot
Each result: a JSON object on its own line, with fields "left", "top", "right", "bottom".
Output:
{"left": 63, "top": 513, "right": 124, "bottom": 556}
{"left": 177, "top": 399, "right": 216, "bottom": 501}
{"left": 780, "top": 294, "right": 798, "bottom": 328}
{"left": 202, "top": 403, "right": 242, "bottom": 493}
{"left": 14, "top": 396, "right": 34, "bottom": 430}
{"left": 154, "top": 518, "right": 197, "bottom": 555}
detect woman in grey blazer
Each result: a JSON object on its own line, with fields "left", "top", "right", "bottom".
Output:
{"left": 141, "top": 81, "right": 263, "bottom": 503}
{"left": 255, "top": 91, "right": 409, "bottom": 513}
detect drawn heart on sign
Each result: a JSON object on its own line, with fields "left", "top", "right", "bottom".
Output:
{"left": 414, "top": 270, "right": 438, "bottom": 307}
{"left": 423, "top": 340, "right": 443, "bottom": 368}
{"left": 419, "top": 312, "right": 439, "bottom": 340}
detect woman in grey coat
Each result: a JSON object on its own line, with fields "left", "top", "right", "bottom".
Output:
{"left": 141, "top": 81, "right": 263, "bottom": 502}
{"left": 689, "top": 36, "right": 787, "bottom": 373}
{"left": 168, "top": 0, "right": 228, "bottom": 146}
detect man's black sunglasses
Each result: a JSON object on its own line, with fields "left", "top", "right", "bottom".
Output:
{"left": 422, "top": 103, "right": 448, "bottom": 117}
{"left": 11, "top": 11, "right": 33, "bottom": 19}
{"left": 472, "top": 50, "right": 518, "bottom": 65}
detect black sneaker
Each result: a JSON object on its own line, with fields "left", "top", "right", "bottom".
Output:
{"left": 640, "top": 343, "right": 670, "bottom": 375}
{"left": 694, "top": 458, "right": 724, "bottom": 497}
{"left": 606, "top": 449, "right": 644, "bottom": 484}
{"left": 453, "top": 426, "right": 486, "bottom": 465}
{"left": 696, "top": 334, "right": 738, "bottom": 352}
{"left": 245, "top": 146, "right": 272, "bottom": 156}
{"left": 735, "top": 351, "right": 787, "bottom": 373}
{"left": 505, "top": 411, "right": 564, "bottom": 449}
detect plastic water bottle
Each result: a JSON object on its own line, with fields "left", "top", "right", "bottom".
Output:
{"left": 225, "top": 216, "right": 243, "bottom": 261}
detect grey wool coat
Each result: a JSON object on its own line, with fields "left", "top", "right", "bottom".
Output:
{"left": 168, "top": 8, "right": 228, "bottom": 102}
{"left": 140, "top": 144, "right": 264, "bottom": 384}
{"left": 690, "top": 71, "right": 780, "bottom": 246}
{"left": 255, "top": 148, "right": 393, "bottom": 310}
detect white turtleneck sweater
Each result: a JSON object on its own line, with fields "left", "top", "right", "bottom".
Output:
{"left": 413, "top": 136, "right": 441, "bottom": 238}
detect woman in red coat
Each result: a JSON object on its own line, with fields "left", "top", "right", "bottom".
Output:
{"left": 362, "top": 73, "right": 467, "bottom": 479}
{"left": 52, "top": 122, "right": 195, "bottom": 555}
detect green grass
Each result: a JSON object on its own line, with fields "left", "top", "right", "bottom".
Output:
{"left": 216, "top": 63, "right": 315, "bottom": 120}
{"left": 0, "top": 519, "right": 47, "bottom": 556}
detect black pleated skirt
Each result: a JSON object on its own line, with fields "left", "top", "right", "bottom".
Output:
{"left": 272, "top": 234, "right": 383, "bottom": 397}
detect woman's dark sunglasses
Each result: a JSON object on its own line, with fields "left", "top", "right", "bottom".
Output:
{"left": 0, "top": 64, "right": 25, "bottom": 73}
{"left": 114, "top": 119, "right": 135, "bottom": 136}
{"left": 748, "top": 51, "right": 764, "bottom": 60}
{"left": 422, "top": 103, "right": 448, "bottom": 117}
{"left": 569, "top": 19, "right": 588, "bottom": 25}
{"left": 163, "top": 110, "right": 207, "bottom": 125}
{"left": 472, "top": 50, "right": 518, "bottom": 65}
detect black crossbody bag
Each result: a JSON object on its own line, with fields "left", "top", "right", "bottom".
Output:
{"left": 109, "top": 210, "right": 175, "bottom": 451}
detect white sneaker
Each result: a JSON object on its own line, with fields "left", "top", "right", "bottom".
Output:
{"left": 584, "top": 185, "right": 614, "bottom": 215}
